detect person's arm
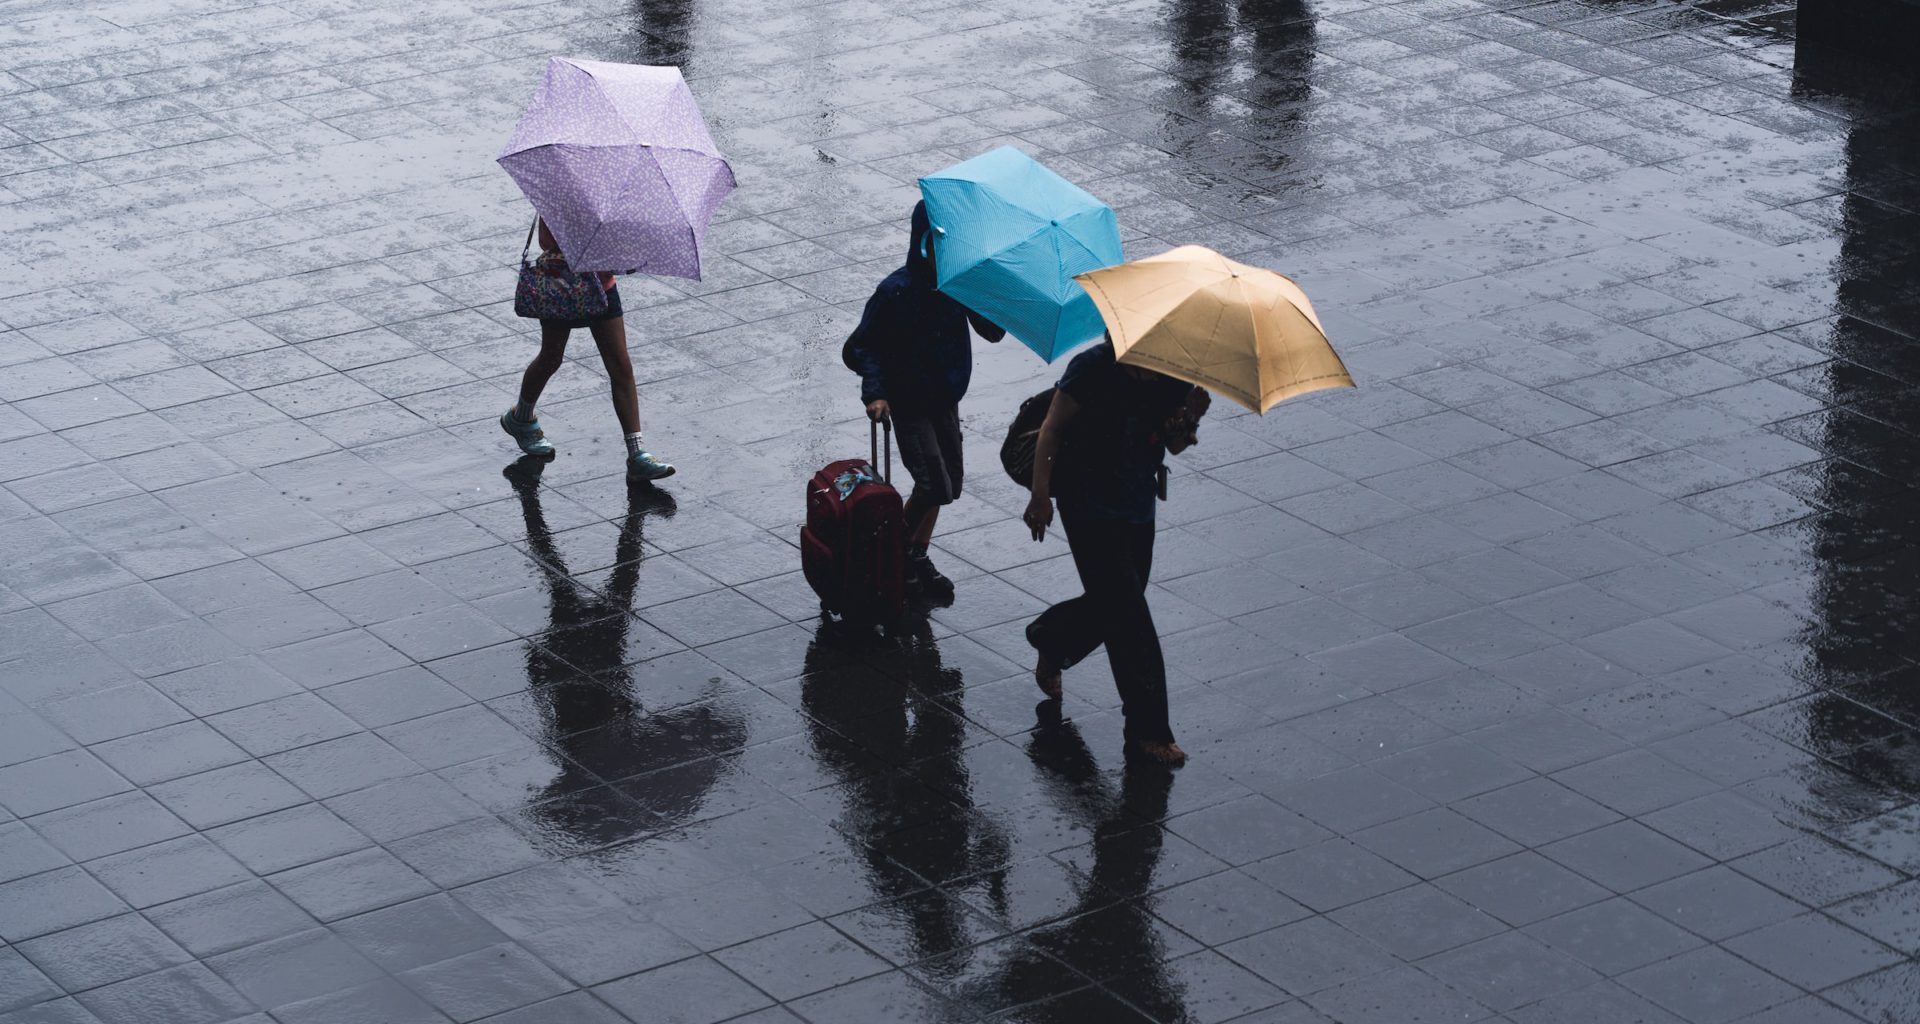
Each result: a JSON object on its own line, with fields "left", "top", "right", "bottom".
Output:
{"left": 967, "top": 310, "right": 1006, "bottom": 344}
{"left": 1024, "top": 389, "right": 1080, "bottom": 541}
{"left": 844, "top": 295, "right": 894, "bottom": 421}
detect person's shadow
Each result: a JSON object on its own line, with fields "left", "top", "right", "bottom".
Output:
{"left": 800, "top": 617, "right": 1014, "bottom": 963}
{"left": 506, "top": 457, "right": 745, "bottom": 849}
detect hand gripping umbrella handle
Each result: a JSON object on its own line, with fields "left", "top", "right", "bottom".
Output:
{"left": 870, "top": 418, "right": 891, "bottom": 484}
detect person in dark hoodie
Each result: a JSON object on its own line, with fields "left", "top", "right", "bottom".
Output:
{"left": 843, "top": 200, "right": 1006, "bottom": 597}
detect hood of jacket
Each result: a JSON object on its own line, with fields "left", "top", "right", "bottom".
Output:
{"left": 906, "top": 200, "right": 935, "bottom": 283}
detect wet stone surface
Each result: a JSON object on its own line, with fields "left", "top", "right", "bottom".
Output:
{"left": 0, "top": 0, "right": 1917, "bottom": 1021}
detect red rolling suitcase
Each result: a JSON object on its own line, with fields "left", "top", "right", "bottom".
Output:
{"left": 801, "top": 420, "right": 907, "bottom": 624}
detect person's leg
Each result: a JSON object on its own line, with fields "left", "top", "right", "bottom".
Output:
{"left": 1106, "top": 521, "right": 1177, "bottom": 760}
{"left": 587, "top": 315, "right": 673, "bottom": 480}
{"left": 586, "top": 316, "right": 640, "bottom": 434}
{"left": 1028, "top": 509, "right": 1121, "bottom": 698}
{"left": 906, "top": 493, "right": 940, "bottom": 550}
{"left": 501, "top": 322, "right": 569, "bottom": 456}
{"left": 1028, "top": 591, "right": 1091, "bottom": 700}
{"left": 890, "top": 409, "right": 957, "bottom": 594}
{"left": 520, "top": 321, "right": 571, "bottom": 410}
{"left": 1065, "top": 512, "right": 1175, "bottom": 756}
{"left": 907, "top": 403, "right": 962, "bottom": 551}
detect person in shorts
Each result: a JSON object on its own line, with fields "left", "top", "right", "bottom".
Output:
{"left": 844, "top": 200, "right": 1005, "bottom": 597}
{"left": 498, "top": 218, "right": 675, "bottom": 482}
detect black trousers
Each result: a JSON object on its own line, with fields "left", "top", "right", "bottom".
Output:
{"left": 1028, "top": 506, "right": 1172, "bottom": 744}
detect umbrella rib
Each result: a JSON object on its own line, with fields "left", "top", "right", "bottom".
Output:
{"left": 1241, "top": 275, "right": 1276, "bottom": 412}
{"left": 1077, "top": 273, "right": 1127, "bottom": 348}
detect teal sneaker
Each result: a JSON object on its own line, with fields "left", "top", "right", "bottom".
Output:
{"left": 627, "top": 449, "right": 675, "bottom": 482}
{"left": 500, "top": 410, "right": 554, "bottom": 457}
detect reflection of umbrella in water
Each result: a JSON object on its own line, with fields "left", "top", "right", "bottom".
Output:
{"left": 1075, "top": 245, "right": 1354, "bottom": 414}
{"left": 506, "top": 459, "right": 745, "bottom": 849}
{"left": 497, "top": 57, "right": 735, "bottom": 278}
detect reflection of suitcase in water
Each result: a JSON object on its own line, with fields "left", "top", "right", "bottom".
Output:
{"left": 801, "top": 420, "right": 906, "bottom": 624}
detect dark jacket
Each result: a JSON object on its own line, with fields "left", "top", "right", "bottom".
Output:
{"left": 843, "top": 201, "right": 1005, "bottom": 410}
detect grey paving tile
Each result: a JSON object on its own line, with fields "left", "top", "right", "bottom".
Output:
{"left": 1544, "top": 819, "right": 1717, "bottom": 894}
{"left": 270, "top": 846, "right": 436, "bottom": 922}
{"left": 1352, "top": 807, "right": 1523, "bottom": 879}
{"left": 27, "top": 791, "right": 190, "bottom": 862}
{"left": 1722, "top": 912, "right": 1903, "bottom": 991}
{"left": 1243, "top": 839, "right": 1418, "bottom": 914}
{"left": 205, "top": 927, "right": 384, "bottom": 1010}
{"left": 1425, "top": 930, "right": 1603, "bottom": 1014}
{"left": 1329, "top": 883, "right": 1504, "bottom": 960}
{"left": 1619, "top": 945, "right": 1801, "bottom": 1024}
{"left": 270, "top": 977, "right": 451, "bottom": 1024}
{"left": 1219, "top": 917, "right": 1398, "bottom": 997}
{"left": 592, "top": 956, "right": 773, "bottom": 1024}
{"left": 0, "top": 951, "right": 64, "bottom": 1016}
{"left": 1504, "top": 981, "right": 1688, "bottom": 1024}
{"left": 69, "top": 963, "right": 252, "bottom": 1024}
{"left": 0, "top": 867, "right": 128, "bottom": 943}
{"left": 89, "top": 834, "right": 251, "bottom": 910}
{"left": 146, "top": 880, "right": 318, "bottom": 959}
{"left": 1150, "top": 869, "right": 1312, "bottom": 946}
{"left": 1821, "top": 962, "right": 1920, "bottom": 1024}
{"left": 1731, "top": 835, "right": 1906, "bottom": 908}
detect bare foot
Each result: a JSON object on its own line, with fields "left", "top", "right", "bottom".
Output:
{"left": 1034, "top": 652, "right": 1063, "bottom": 700}
{"left": 1128, "top": 740, "right": 1188, "bottom": 767}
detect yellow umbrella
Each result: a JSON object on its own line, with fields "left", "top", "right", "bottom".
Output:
{"left": 1072, "top": 245, "right": 1354, "bottom": 414}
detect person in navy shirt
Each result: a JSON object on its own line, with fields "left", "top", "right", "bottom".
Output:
{"left": 1022, "top": 338, "right": 1209, "bottom": 766}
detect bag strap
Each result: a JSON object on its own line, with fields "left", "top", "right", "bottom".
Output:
{"left": 521, "top": 217, "right": 539, "bottom": 259}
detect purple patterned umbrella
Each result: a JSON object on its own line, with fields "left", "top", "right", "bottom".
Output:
{"left": 497, "top": 57, "right": 735, "bottom": 279}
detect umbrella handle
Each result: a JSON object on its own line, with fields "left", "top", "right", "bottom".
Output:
{"left": 870, "top": 418, "right": 891, "bottom": 484}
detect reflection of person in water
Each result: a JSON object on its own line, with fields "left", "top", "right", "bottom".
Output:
{"left": 627, "top": 0, "right": 693, "bottom": 70}
{"left": 1788, "top": 51, "right": 1920, "bottom": 795}
{"left": 1164, "top": 0, "right": 1315, "bottom": 116}
{"left": 799, "top": 618, "right": 1012, "bottom": 962}
{"left": 508, "top": 458, "right": 745, "bottom": 848}
{"left": 983, "top": 712, "right": 1184, "bottom": 1020}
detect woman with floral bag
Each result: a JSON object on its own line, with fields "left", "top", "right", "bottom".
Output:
{"left": 500, "top": 217, "right": 675, "bottom": 482}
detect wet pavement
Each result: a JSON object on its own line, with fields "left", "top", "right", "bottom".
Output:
{"left": 1, "top": 0, "right": 1918, "bottom": 1020}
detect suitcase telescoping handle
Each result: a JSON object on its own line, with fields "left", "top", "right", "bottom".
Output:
{"left": 870, "top": 418, "right": 891, "bottom": 484}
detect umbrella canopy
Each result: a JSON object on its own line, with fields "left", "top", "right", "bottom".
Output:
{"left": 498, "top": 57, "right": 735, "bottom": 279}
{"left": 919, "top": 146, "right": 1122, "bottom": 361}
{"left": 1074, "top": 245, "right": 1354, "bottom": 414}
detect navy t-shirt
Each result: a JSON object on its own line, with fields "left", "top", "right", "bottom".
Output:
{"left": 1053, "top": 343, "right": 1197, "bottom": 524}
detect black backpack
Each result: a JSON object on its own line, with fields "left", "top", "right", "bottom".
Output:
{"left": 1000, "top": 387, "right": 1055, "bottom": 489}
